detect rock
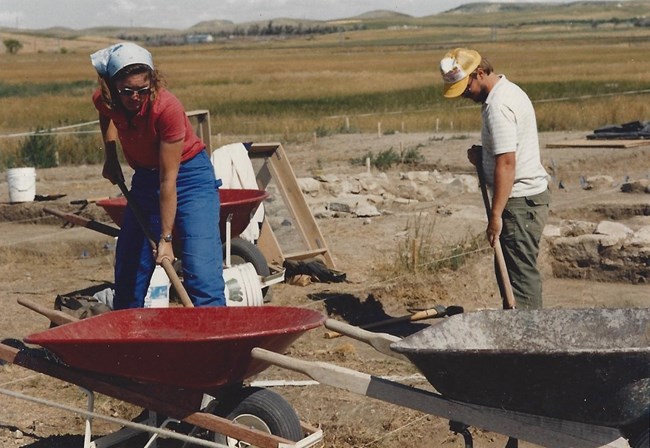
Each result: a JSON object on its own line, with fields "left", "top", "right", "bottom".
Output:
{"left": 550, "top": 234, "right": 621, "bottom": 265}
{"left": 456, "top": 174, "right": 479, "bottom": 193}
{"left": 559, "top": 219, "right": 597, "bottom": 237}
{"left": 393, "top": 197, "right": 419, "bottom": 205}
{"left": 364, "top": 194, "right": 385, "bottom": 205}
{"left": 581, "top": 175, "right": 614, "bottom": 190}
{"left": 396, "top": 181, "right": 418, "bottom": 199}
{"left": 543, "top": 224, "right": 562, "bottom": 237}
{"left": 354, "top": 203, "right": 381, "bottom": 217}
{"left": 328, "top": 202, "right": 352, "bottom": 213}
{"left": 358, "top": 178, "right": 383, "bottom": 194}
{"left": 323, "top": 178, "right": 355, "bottom": 196}
{"left": 620, "top": 179, "right": 650, "bottom": 193}
{"left": 595, "top": 221, "right": 634, "bottom": 239}
{"left": 629, "top": 225, "right": 650, "bottom": 245}
{"left": 415, "top": 185, "right": 435, "bottom": 202}
{"left": 297, "top": 177, "right": 321, "bottom": 196}
{"left": 442, "top": 177, "right": 466, "bottom": 195}
{"left": 400, "top": 171, "right": 430, "bottom": 182}
{"left": 317, "top": 174, "right": 339, "bottom": 183}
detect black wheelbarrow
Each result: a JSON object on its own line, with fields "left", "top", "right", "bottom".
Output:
{"left": 253, "top": 307, "right": 650, "bottom": 448}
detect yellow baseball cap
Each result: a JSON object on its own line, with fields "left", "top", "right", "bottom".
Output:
{"left": 439, "top": 48, "right": 481, "bottom": 98}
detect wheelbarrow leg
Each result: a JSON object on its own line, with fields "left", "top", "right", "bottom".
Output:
{"left": 505, "top": 436, "right": 519, "bottom": 448}
{"left": 449, "top": 421, "right": 473, "bottom": 448}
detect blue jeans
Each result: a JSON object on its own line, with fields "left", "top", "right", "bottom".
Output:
{"left": 114, "top": 150, "right": 225, "bottom": 309}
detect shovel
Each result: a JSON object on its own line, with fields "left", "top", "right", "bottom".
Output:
{"left": 474, "top": 147, "right": 516, "bottom": 310}
{"left": 114, "top": 178, "right": 194, "bottom": 308}
{"left": 17, "top": 297, "right": 79, "bottom": 326}
{"left": 323, "top": 305, "right": 464, "bottom": 339}
{"left": 44, "top": 207, "right": 120, "bottom": 238}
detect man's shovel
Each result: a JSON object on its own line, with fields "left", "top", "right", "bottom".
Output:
{"left": 474, "top": 148, "right": 516, "bottom": 310}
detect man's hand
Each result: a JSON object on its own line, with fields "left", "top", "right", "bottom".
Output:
{"left": 467, "top": 144, "right": 482, "bottom": 167}
{"left": 486, "top": 215, "right": 503, "bottom": 247}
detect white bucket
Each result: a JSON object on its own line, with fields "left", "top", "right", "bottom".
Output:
{"left": 224, "top": 263, "right": 264, "bottom": 307}
{"left": 6, "top": 167, "right": 36, "bottom": 203}
{"left": 144, "top": 265, "right": 170, "bottom": 308}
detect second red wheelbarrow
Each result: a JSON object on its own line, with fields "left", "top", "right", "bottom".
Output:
{"left": 96, "top": 188, "right": 268, "bottom": 243}
{"left": 96, "top": 188, "right": 279, "bottom": 302}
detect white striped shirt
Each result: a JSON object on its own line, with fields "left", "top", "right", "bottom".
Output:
{"left": 481, "top": 75, "right": 548, "bottom": 198}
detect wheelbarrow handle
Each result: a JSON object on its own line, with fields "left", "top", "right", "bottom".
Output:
{"left": 323, "top": 319, "right": 408, "bottom": 361}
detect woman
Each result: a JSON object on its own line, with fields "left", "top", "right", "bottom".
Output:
{"left": 90, "top": 42, "right": 225, "bottom": 308}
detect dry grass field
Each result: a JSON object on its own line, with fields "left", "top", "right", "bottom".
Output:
{"left": 2, "top": 12, "right": 650, "bottom": 155}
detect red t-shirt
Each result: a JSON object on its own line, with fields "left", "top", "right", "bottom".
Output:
{"left": 92, "top": 88, "right": 204, "bottom": 169}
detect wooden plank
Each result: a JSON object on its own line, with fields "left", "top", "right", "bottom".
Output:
{"left": 546, "top": 138, "right": 650, "bottom": 148}
{"left": 266, "top": 144, "right": 335, "bottom": 268}
{"left": 257, "top": 220, "right": 285, "bottom": 268}
{"left": 249, "top": 142, "right": 336, "bottom": 269}
{"left": 282, "top": 249, "right": 328, "bottom": 261}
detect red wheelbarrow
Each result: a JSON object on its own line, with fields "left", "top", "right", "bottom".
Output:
{"left": 96, "top": 188, "right": 279, "bottom": 302}
{"left": 24, "top": 306, "right": 323, "bottom": 391}
{"left": 96, "top": 188, "right": 268, "bottom": 243}
{"left": 1, "top": 303, "right": 325, "bottom": 447}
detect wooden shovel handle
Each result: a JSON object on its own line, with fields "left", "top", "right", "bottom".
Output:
{"left": 324, "top": 305, "right": 447, "bottom": 339}
{"left": 474, "top": 148, "right": 516, "bottom": 310}
{"left": 115, "top": 179, "right": 194, "bottom": 308}
{"left": 17, "top": 297, "right": 79, "bottom": 326}
{"left": 43, "top": 207, "right": 119, "bottom": 238}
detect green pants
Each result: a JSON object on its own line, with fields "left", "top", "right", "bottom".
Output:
{"left": 496, "top": 189, "right": 550, "bottom": 310}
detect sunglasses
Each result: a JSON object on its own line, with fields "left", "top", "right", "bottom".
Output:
{"left": 462, "top": 74, "right": 476, "bottom": 97}
{"left": 118, "top": 86, "right": 151, "bottom": 97}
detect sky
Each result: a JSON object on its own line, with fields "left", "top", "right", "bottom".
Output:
{"left": 0, "top": 0, "right": 609, "bottom": 30}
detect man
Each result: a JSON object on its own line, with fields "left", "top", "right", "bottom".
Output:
{"left": 440, "top": 48, "right": 550, "bottom": 310}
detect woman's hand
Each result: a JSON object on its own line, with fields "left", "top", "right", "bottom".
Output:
{"left": 155, "top": 239, "right": 175, "bottom": 265}
{"left": 100, "top": 122, "right": 124, "bottom": 185}
{"left": 102, "top": 155, "right": 124, "bottom": 185}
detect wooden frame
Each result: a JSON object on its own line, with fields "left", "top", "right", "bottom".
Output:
{"left": 248, "top": 142, "right": 336, "bottom": 270}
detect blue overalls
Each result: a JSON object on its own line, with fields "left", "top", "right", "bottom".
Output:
{"left": 113, "top": 150, "right": 226, "bottom": 308}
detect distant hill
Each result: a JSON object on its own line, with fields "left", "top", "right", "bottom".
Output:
{"left": 436, "top": 0, "right": 650, "bottom": 23}
{"left": 2, "top": 1, "right": 649, "bottom": 53}
{"left": 352, "top": 10, "right": 413, "bottom": 20}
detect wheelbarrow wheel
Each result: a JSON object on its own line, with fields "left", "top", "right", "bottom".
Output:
{"left": 198, "top": 387, "right": 302, "bottom": 447}
{"left": 225, "top": 237, "right": 272, "bottom": 302}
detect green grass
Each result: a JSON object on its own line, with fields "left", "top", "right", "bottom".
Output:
{"left": 0, "top": 80, "right": 94, "bottom": 98}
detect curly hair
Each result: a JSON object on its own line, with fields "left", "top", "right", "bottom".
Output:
{"left": 97, "top": 63, "right": 166, "bottom": 111}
